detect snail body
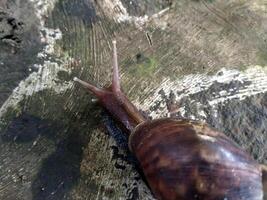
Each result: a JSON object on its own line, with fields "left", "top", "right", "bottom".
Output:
{"left": 74, "top": 41, "right": 267, "bottom": 200}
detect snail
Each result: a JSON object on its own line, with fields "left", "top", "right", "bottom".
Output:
{"left": 74, "top": 41, "right": 267, "bottom": 200}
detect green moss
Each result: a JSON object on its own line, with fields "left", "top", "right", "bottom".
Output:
{"left": 126, "top": 53, "right": 158, "bottom": 77}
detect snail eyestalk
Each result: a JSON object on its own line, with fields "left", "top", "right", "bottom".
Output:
{"left": 74, "top": 40, "right": 146, "bottom": 133}
{"left": 112, "top": 40, "right": 121, "bottom": 95}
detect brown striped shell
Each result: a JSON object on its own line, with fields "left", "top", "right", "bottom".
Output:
{"left": 129, "top": 118, "right": 263, "bottom": 200}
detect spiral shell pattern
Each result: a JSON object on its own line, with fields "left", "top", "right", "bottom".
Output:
{"left": 129, "top": 118, "right": 263, "bottom": 200}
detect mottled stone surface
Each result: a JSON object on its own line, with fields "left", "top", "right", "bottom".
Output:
{"left": 0, "top": 0, "right": 267, "bottom": 199}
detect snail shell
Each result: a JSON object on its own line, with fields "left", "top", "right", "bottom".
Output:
{"left": 129, "top": 118, "right": 263, "bottom": 200}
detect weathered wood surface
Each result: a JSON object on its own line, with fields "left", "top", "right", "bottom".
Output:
{"left": 0, "top": 0, "right": 267, "bottom": 199}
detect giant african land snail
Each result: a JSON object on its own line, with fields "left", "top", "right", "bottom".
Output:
{"left": 74, "top": 41, "right": 267, "bottom": 200}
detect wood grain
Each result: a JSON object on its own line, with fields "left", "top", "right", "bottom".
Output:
{"left": 0, "top": 0, "right": 267, "bottom": 199}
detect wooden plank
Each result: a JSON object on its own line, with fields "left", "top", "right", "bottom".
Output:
{"left": 0, "top": 0, "right": 267, "bottom": 199}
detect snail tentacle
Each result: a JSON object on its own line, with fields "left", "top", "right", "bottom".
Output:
{"left": 112, "top": 40, "right": 121, "bottom": 96}
{"left": 73, "top": 77, "right": 106, "bottom": 98}
{"left": 74, "top": 40, "right": 145, "bottom": 133}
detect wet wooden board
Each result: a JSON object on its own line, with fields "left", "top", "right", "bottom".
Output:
{"left": 0, "top": 0, "right": 267, "bottom": 199}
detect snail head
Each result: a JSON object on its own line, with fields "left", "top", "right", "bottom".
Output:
{"left": 74, "top": 41, "right": 145, "bottom": 133}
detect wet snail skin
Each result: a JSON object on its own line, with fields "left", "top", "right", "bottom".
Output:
{"left": 74, "top": 41, "right": 267, "bottom": 200}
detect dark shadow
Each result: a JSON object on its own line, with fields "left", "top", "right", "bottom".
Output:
{"left": 47, "top": 0, "right": 97, "bottom": 28}
{"left": 1, "top": 113, "right": 57, "bottom": 143}
{"left": 31, "top": 133, "right": 84, "bottom": 200}
{"left": 0, "top": 112, "right": 86, "bottom": 200}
